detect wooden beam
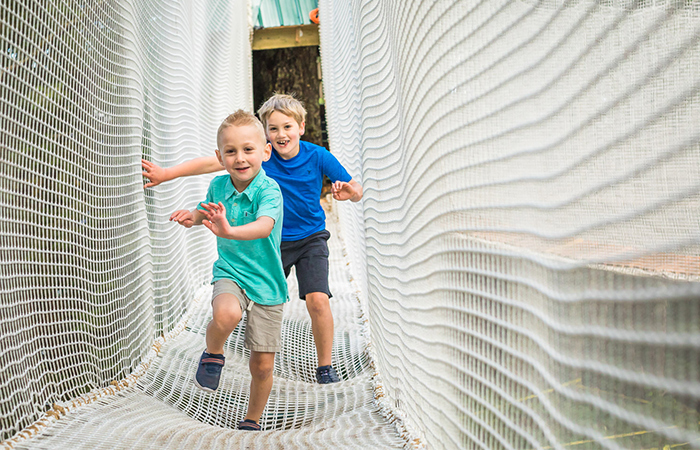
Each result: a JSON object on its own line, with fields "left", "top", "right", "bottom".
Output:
{"left": 252, "top": 24, "right": 319, "bottom": 50}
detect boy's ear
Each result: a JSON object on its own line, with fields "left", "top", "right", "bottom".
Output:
{"left": 215, "top": 149, "right": 224, "bottom": 165}
{"left": 299, "top": 121, "right": 306, "bottom": 135}
{"left": 262, "top": 142, "right": 272, "bottom": 161}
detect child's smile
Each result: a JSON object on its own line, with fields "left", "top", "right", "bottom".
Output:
{"left": 216, "top": 124, "right": 271, "bottom": 192}
{"left": 266, "top": 111, "right": 305, "bottom": 160}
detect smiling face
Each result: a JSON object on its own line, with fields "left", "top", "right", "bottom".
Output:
{"left": 216, "top": 123, "right": 271, "bottom": 192}
{"left": 265, "top": 110, "right": 305, "bottom": 160}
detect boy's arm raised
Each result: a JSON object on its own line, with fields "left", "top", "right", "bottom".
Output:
{"left": 199, "top": 202, "right": 275, "bottom": 240}
{"left": 142, "top": 156, "right": 223, "bottom": 188}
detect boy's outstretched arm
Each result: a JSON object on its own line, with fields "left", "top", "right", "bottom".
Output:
{"left": 170, "top": 209, "right": 206, "bottom": 228}
{"left": 331, "top": 179, "right": 363, "bottom": 202}
{"left": 199, "top": 202, "right": 275, "bottom": 240}
{"left": 142, "top": 156, "right": 223, "bottom": 188}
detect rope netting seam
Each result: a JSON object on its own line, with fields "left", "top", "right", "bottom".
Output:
{"left": 0, "top": 286, "right": 209, "bottom": 450}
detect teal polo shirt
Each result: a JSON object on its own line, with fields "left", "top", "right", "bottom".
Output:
{"left": 198, "top": 168, "right": 287, "bottom": 306}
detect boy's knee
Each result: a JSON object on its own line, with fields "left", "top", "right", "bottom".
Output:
{"left": 212, "top": 303, "right": 242, "bottom": 329}
{"left": 305, "top": 293, "right": 330, "bottom": 315}
{"left": 249, "top": 358, "right": 274, "bottom": 381}
{"left": 250, "top": 365, "right": 273, "bottom": 381}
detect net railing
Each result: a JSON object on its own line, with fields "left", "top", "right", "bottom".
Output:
{"left": 1, "top": 0, "right": 700, "bottom": 449}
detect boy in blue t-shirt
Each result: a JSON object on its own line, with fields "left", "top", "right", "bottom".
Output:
{"left": 170, "top": 110, "right": 287, "bottom": 431}
{"left": 144, "top": 94, "right": 363, "bottom": 384}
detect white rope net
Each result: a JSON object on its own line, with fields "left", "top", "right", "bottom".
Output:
{"left": 1, "top": 0, "right": 699, "bottom": 449}
{"left": 0, "top": 1, "right": 408, "bottom": 448}
{"left": 320, "top": 0, "right": 700, "bottom": 449}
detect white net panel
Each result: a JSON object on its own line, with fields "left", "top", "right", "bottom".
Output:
{"left": 2, "top": 0, "right": 700, "bottom": 449}
{"left": 320, "top": 0, "right": 700, "bottom": 449}
{"left": 0, "top": 1, "right": 407, "bottom": 449}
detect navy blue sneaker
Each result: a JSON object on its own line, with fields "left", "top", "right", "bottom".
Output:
{"left": 194, "top": 351, "right": 225, "bottom": 392}
{"left": 316, "top": 365, "right": 340, "bottom": 384}
{"left": 238, "top": 419, "right": 261, "bottom": 431}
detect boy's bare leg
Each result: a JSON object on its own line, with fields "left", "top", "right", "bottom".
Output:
{"left": 206, "top": 294, "right": 242, "bottom": 354}
{"left": 305, "top": 292, "right": 333, "bottom": 367}
{"left": 245, "top": 351, "right": 276, "bottom": 423}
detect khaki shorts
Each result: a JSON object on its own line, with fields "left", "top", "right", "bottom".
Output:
{"left": 212, "top": 279, "right": 284, "bottom": 353}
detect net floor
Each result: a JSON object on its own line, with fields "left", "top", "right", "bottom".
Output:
{"left": 12, "top": 204, "right": 407, "bottom": 450}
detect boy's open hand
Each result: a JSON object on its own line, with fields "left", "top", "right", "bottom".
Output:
{"left": 200, "top": 202, "right": 231, "bottom": 238}
{"left": 170, "top": 210, "right": 195, "bottom": 228}
{"left": 331, "top": 180, "right": 357, "bottom": 201}
{"left": 142, "top": 159, "right": 166, "bottom": 188}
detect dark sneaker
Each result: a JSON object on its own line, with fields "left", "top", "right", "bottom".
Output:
{"left": 316, "top": 365, "right": 340, "bottom": 384}
{"left": 194, "top": 351, "right": 225, "bottom": 392}
{"left": 238, "top": 419, "right": 261, "bottom": 431}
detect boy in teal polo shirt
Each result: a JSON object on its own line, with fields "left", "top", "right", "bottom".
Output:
{"left": 169, "top": 110, "right": 287, "bottom": 432}
{"left": 144, "top": 94, "right": 363, "bottom": 384}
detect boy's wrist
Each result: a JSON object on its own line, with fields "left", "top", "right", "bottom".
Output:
{"left": 192, "top": 209, "right": 204, "bottom": 225}
{"left": 226, "top": 228, "right": 240, "bottom": 240}
{"left": 350, "top": 186, "right": 362, "bottom": 202}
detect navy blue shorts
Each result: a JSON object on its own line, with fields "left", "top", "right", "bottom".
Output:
{"left": 281, "top": 230, "right": 332, "bottom": 300}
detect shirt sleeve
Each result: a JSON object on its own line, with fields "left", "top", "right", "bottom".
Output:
{"left": 320, "top": 150, "right": 352, "bottom": 183}
{"left": 196, "top": 181, "right": 215, "bottom": 211}
{"left": 256, "top": 183, "right": 283, "bottom": 223}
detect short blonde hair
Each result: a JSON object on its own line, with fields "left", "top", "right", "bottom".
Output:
{"left": 257, "top": 93, "right": 307, "bottom": 129}
{"left": 217, "top": 109, "right": 266, "bottom": 148}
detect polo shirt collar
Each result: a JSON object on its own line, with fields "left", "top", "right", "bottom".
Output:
{"left": 223, "top": 168, "right": 267, "bottom": 201}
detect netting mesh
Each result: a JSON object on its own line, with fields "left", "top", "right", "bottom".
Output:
{"left": 320, "top": 0, "right": 700, "bottom": 449}
{"left": 2, "top": 0, "right": 700, "bottom": 449}
{"left": 1, "top": 1, "right": 407, "bottom": 448}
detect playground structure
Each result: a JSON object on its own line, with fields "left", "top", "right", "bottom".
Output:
{"left": 1, "top": 1, "right": 700, "bottom": 449}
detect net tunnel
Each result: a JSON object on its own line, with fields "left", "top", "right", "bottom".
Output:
{"left": 1, "top": 1, "right": 700, "bottom": 449}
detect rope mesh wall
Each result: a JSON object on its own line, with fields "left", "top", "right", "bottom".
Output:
{"left": 1, "top": 1, "right": 408, "bottom": 448}
{"left": 2, "top": 0, "right": 700, "bottom": 449}
{"left": 320, "top": 0, "right": 700, "bottom": 449}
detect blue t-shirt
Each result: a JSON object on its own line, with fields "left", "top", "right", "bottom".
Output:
{"left": 197, "top": 169, "right": 288, "bottom": 306}
{"left": 263, "top": 140, "right": 351, "bottom": 241}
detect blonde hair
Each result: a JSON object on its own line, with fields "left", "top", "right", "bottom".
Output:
{"left": 257, "top": 93, "right": 307, "bottom": 129}
{"left": 217, "top": 109, "right": 266, "bottom": 148}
